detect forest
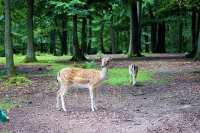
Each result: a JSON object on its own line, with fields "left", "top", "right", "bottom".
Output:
{"left": 0, "top": 0, "right": 200, "bottom": 132}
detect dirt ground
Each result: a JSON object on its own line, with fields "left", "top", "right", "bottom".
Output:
{"left": 1, "top": 54, "right": 200, "bottom": 133}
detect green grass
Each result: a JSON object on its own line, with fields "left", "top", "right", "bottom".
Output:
{"left": 0, "top": 54, "right": 71, "bottom": 77}
{"left": 0, "top": 100, "right": 15, "bottom": 110}
{"left": 0, "top": 54, "right": 155, "bottom": 86}
{"left": 105, "top": 68, "right": 153, "bottom": 86}
{"left": 0, "top": 54, "right": 71, "bottom": 65}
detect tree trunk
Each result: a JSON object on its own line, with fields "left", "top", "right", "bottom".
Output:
{"left": 155, "top": 22, "right": 166, "bottom": 53}
{"left": 177, "top": 17, "right": 183, "bottom": 53}
{"left": 50, "top": 29, "right": 56, "bottom": 55}
{"left": 148, "top": 4, "right": 156, "bottom": 53}
{"left": 99, "top": 20, "right": 105, "bottom": 53}
{"left": 195, "top": 30, "right": 200, "bottom": 60}
{"left": 194, "top": 13, "right": 200, "bottom": 60}
{"left": 137, "top": 0, "right": 142, "bottom": 52}
{"left": 87, "top": 16, "right": 92, "bottom": 54}
{"left": 25, "top": 0, "right": 36, "bottom": 62}
{"left": 81, "top": 17, "right": 87, "bottom": 55}
{"left": 58, "top": 16, "right": 67, "bottom": 55}
{"left": 128, "top": 0, "right": 141, "bottom": 57}
{"left": 144, "top": 27, "right": 149, "bottom": 53}
{"left": 110, "top": 15, "right": 116, "bottom": 54}
{"left": 4, "top": 0, "right": 15, "bottom": 76}
{"left": 71, "top": 15, "right": 86, "bottom": 61}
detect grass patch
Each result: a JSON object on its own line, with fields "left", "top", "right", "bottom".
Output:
{"left": 0, "top": 54, "right": 71, "bottom": 65}
{"left": 4, "top": 75, "right": 31, "bottom": 87}
{"left": 105, "top": 68, "right": 153, "bottom": 86}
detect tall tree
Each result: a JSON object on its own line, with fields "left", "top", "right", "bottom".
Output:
{"left": 71, "top": 15, "right": 86, "bottom": 61}
{"left": 25, "top": 0, "right": 37, "bottom": 62}
{"left": 4, "top": 0, "right": 15, "bottom": 76}
{"left": 128, "top": 0, "right": 141, "bottom": 57}
{"left": 87, "top": 16, "right": 92, "bottom": 54}
{"left": 110, "top": 15, "right": 116, "bottom": 54}
{"left": 81, "top": 17, "right": 87, "bottom": 55}
{"left": 99, "top": 19, "right": 105, "bottom": 53}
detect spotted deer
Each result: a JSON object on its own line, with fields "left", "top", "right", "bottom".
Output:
{"left": 129, "top": 64, "right": 138, "bottom": 86}
{"left": 56, "top": 57, "right": 112, "bottom": 111}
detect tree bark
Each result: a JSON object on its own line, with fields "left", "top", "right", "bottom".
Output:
{"left": 87, "top": 16, "right": 92, "bottom": 54}
{"left": 137, "top": 0, "right": 142, "bottom": 52}
{"left": 177, "top": 17, "right": 183, "bottom": 53}
{"left": 50, "top": 29, "right": 56, "bottom": 55}
{"left": 71, "top": 15, "right": 86, "bottom": 61}
{"left": 195, "top": 30, "right": 200, "bottom": 60}
{"left": 155, "top": 22, "right": 166, "bottom": 53}
{"left": 4, "top": 0, "right": 15, "bottom": 76}
{"left": 194, "top": 13, "right": 200, "bottom": 60}
{"left": 57, "top": 16, "right": 67, "bottom": 55}
{"left": 148, "top": 4, "right": 157, "bottom": 53}
{"left": 110, "top": 15, "right": 116, "bottom": 54}
{"left": 144, "top": 27, "right": 149, "bottom": 53}
{"left": 25, "top": 0, "right": 37, "bottom": 62}
{"left": 81, "top": 17, "right": 87, "bottom": 55}
{"left": 99, "top": 20, "right": 105, "bottom": 53}
{"left": 128, "top": 0, "right": 141, "bottom": 57}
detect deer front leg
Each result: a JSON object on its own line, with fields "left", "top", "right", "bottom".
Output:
{"left": 56, "top": 81, "right": 61, "bottom": 110}
{"left": 56, "top": 90, "right": 61, "bottom": 110}
{"left": 89, "top": 88, "right": 95, "bottom": 111}
{"left": 129, "top": 74, "right": 133, "bottom": 85}
{"left": 60, "top": 86, "right": 67, "bottom": 112}
{"left": 132, "top": 74, "right": 136, "bottom": 86}
{"left": 93, "top": 89, "right": 98, "bottom": 110}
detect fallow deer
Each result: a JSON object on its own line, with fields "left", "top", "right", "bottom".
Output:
{"left": 56, "top": 57, "right": 112, "bottom": 111}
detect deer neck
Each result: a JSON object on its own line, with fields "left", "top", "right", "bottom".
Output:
{"left": 100, "top": 66, "right": 108, "bottom": 80}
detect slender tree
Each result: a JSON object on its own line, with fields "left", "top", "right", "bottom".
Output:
{"left": 81, "top": 17, "right": 87, "bottom": 55}
{"left": 4, "top": 0, "right": 15, "bottom": 76}
{"left": 128, "top": 0, "right": 141, "bottom": 57}
{"left": 99, "top": 19, "right": 105, "bottom": 53}
{"left": 87, "top": 16, "right": 92, "bottom": 54}
{"left": 25, "top": 0, "right": 37, "bottom": 62}
{"left": 71, "top": 15, "right": 86, "bottom": 61}
{"left": 110, "top": 15, "right": 116, "bottom": 54}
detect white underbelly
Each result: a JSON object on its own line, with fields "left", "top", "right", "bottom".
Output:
{"left": 70, "top": 83, "right": 90, "bottom": 89}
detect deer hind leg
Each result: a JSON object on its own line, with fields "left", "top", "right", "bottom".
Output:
{"left": 57, "top": 82, "right": 67, "bottom": 112}
{"left": 56, "top": 80, "right": 61, "bottom": 110}
{"left": 93, "top": 89, "right": 98, "bottom": 110}
{"left": 89, "top": 88, "right": 96, "bottom": 111}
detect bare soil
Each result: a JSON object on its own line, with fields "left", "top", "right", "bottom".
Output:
{"left": 1, "top": 54, "right": 200, "bottom": 133}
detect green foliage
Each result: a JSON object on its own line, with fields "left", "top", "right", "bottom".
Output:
{"left": 4, "top": 75, "right": 31, "bottom": 86}
{"left": 105, "top": 68, "right": 153, "bottom": 86}
{"left": 0, "top": 101, "right": 14, "bottom": 110}
{"left": 81, "top": 60, "right": 97, "bottom": 69}
{"left": 0, "top": 45, "right": 5, "bottom": 57}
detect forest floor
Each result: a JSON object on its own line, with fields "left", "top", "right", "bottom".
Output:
{"left": 0, "top": 54, "right": 200, "bottom": 133}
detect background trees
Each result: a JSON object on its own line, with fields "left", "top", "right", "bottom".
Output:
{"left": 1, "top": 0, "right": 200, "bottom": 75}
{"left": 4, "top": 0, "right": 15, "bottom": 76}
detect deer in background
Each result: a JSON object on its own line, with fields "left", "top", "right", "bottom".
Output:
{"left": 129, "top": 64, "right": 138, "bottom": 86}
{"left": 56, "top": 57, "right": 112, "bottom": 112}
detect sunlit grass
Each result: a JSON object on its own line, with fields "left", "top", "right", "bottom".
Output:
{"left": 0, "top": 54, "right": 71, "bottom": 65}
{"left": 105, "top": 68, "right": 153, "bottom": 86}
{"left": 0, "top": 54, "right": 155, "bottom": 86}
{"left": 0, "top": 101, "right": 15, "bottom": 110}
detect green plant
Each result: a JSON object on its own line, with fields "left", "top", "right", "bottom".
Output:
{"left": 81, "top": 60, "right": 97, "bottom": 69}
{"left": 4, "top": 75, "right": 31, "bottom": 86}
